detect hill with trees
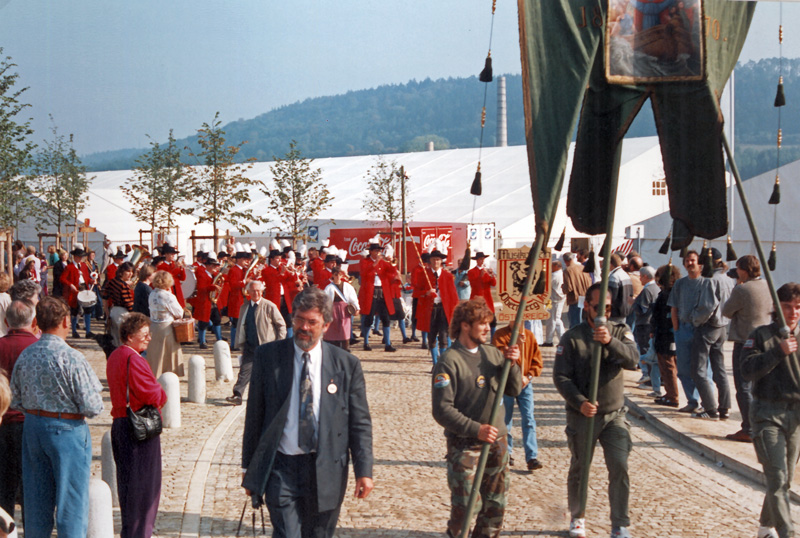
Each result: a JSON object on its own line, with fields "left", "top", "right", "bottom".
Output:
{"left": 82, "top": 59, "right": 800, "bottom": 180}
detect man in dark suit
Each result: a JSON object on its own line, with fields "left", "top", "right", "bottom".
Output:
{"left": 241, "top": 286, "right": 373, "bottom": 538}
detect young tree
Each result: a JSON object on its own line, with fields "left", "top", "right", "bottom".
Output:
{"left": 264, "top": 140, "right": 333, "bottom": 244}
{"left": 122, "top": 130, "right": 191, "bottom": 236}
{"left": 186, "top": 112, "right": 261, "bottom": 246}
{"left": 33, "top": 124, "right": 92, "bottom": 248}
{"left": 361, "top": 155, "right": 413, "bottom": 228}
{"left": 0, "top": 50, "right": 37, "bottom": 229}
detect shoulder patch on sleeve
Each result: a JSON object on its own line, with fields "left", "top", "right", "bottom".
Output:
{"left": 623, "top": 331, "right": 635, "bottom": 342}
{"left": 556, "top": 345, "right": 564, "bottom": 355}
{"left": 744, "top": 339, "right": 754, "bottom": 349}
{"left": 434, "top": 373, "right": 450, "bottom": 389}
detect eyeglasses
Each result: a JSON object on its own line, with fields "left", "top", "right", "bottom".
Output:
{"left": 293, "top": 315, "right": 322, "bottom": 328}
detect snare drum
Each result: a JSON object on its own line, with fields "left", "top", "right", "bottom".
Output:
{"left": 77, "top": 290, "right": 97, "bottom": 309}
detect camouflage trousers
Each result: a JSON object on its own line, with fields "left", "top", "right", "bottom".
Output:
{"left": 446, "top": 436, "right": 509, "bottom": 538}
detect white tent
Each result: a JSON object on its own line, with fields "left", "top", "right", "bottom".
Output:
{"left": 80, "top": 137, "right": 670, "bottom": 258}
{"left": 633, "top": 158, "right": 800, "bottom": 285}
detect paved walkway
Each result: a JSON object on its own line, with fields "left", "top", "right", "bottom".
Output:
{"left": 14, "top": 329, "right": 800, "bottom": 536}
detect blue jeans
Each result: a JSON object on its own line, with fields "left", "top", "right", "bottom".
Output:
{"left": 503, "top": 383, "right": 538, "bottom": 461}
{"left": 674, "top": 322, "right": 700, "bottom": 407}
{"left": 22, "top": 414, "right": 92, "bottom": 538}
{"left": 568, "top": 304, "right": 583, "bottom": 328}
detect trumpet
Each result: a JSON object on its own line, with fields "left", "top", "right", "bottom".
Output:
{"left": 210, "top": 259, "right": 233, "bottom": 305}
{"left": 241, "top": 248, "right": 268, "bottom": 296}
{"left": 128, "top": 246, "right": 152, "bottom": 288}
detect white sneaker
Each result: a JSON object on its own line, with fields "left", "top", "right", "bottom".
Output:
{"left": 570, "top": 518, "right": 586, "bottom": 538}
{"left": 611, "top": 527, "right": 632, "bottom": 538}
{"left": 757, "top": 526, "right": 779, "bottom": 538}
{"left": 646, "top": 390, "right": 664, "bottom": 398}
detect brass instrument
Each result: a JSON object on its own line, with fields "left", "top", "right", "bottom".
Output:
{"left": 209, "top": 259, "right": 233, "bottom": 305}
{"left": 241, "top": 247, "right": 268, "bottom": 296}
{"left": 127, "top": 246, "right": 152, "bottom": 288}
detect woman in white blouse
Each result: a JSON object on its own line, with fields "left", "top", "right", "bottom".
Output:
{"left": 146, "top": 270, "right": 185, "bottom": 377}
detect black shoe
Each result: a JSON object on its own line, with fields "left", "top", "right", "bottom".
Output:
{"left": 384, "top": 345, "right": 397, "bottom": 352}
{"left": 363, "top": 344, "right": 372, "bottom": 352}
{"left": 403, "top": 337, "right": 412, "bottom": 344}
{"left": 373, "top": 330, "right": 383, "bottom": 336}
{"left": 719, "top": 408, "right": 730, "bottom": 420}
{"left": 72, "top": 332, "right": 80, "bottom": 339}
{"left": 199, "top": 343, "right": 209, "bottom": 349}
{"left": 225, "top": 395, "right": 242, "bottom": 406}
{"left": 421, "top": 343, "right": 428, "bottom": 350}
{"left": 411, "top": 336, "right": 420, "bottom": 342}
{"left": 509, "top": 456, "right": 515, "bottom": 467}
{"left": 527, "top": 458, "right": 543, "bottom": 471}
{"left": 85, "top": 332, "right": 96, "bottom": 339}
{"left": 654, "top": 397, "right": 679, "bottom": 408}
{"left": 541, "top": 343, "right": 554, "bottom": 347}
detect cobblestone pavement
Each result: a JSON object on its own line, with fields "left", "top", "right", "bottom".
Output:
{"left": 20, "top": 328, "right": 800, "bottom": 537}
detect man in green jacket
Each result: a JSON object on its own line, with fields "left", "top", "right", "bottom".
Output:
{"left": 432, "top": 297, "right": 521, "bottom": 538}
{"left": 742, "top": 282, "right": 800, "bottom": 538}
{"left": 553, "top": 283, "right": 639, "bottom": 538}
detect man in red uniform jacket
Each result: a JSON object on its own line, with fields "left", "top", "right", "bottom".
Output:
{"left": 194, "top": 254, "right": 223, "bottom": 349}
{"left": 415, "top": 249, "right": 458, "bottom": 364}
{"left": 156, "top": 244, "right": 187, "bottom": 308}
{"left": 468, "top": 251, "right": 498, "bottom": 336}
{"left": 60, "top": 246, "right": 95, "bottom": 339}
{"left": 358, "top": 243, "right": 400, "bottom": 352}
{"left": 227, "top": 251, "right": 251, "bottom": 349}
{"left": 260, "top": 250, "right": 295, "bottom": 337}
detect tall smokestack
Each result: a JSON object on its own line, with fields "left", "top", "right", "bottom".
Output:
{"left": 496, "top": 75, "right": 507, "bottom": 147}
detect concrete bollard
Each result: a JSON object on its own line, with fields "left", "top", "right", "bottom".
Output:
{"left": 101, "top": 431, "right": 118, "bottom": 506}
{"left": 187, "top": 355, "right": 206, "bottom": 404}
{"left": 213, "top": 340, "right": 233, "bottom": 381}
{"left": 87, "top": 478, "right": 114, "bottom": 538}
{"left": 158, "top": 371, "right": 181, "bottom": 428}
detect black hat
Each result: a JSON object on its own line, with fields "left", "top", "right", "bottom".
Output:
{"left": 112, "top": 249, "right": 126, "bottom": 259}
{"left": 420, "top": 252, "right": 431, "bottom": 262}
{"left": 429, "top": 250, "right": 447, "bottom": 259}
{"left": 234, "top": 251, "right": 252, "bottom": 260}
{"left": 217, "top": 251, "right": 229, "bottom": 259}
{"left": 324, "top": 254, "right": 338, "bottom": 263}
{"left": 205, "top": 255, "right": 220, "bottom": 266}
{"left": 472, "top": 251, "right": 488, "bottom": 260}
{"left": 368, "top": 243, "right": 383, "bottom": 252}
{"left": 268, "top": 249, "right": 282, "bottom": 259}
{"left": 282, "top": 245, "right": 293, "bottom": 254}
{"left": 70, "top": 247, "right": 86, "bottom": 257}
{"left": 160, "top": 243, "right": 178, "bottom": 255}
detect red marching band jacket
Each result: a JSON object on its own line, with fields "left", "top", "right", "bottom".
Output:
{"left": 357, "top": 257, "right": 400, "bottom": 316}
{"left": 414, "top": 267, "right": 458, "bottom": 333}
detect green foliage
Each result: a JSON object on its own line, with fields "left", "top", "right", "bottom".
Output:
{"left": 361, "top": 156, "right": 413, "bottom": 228}
{"left": 265, "top": 140, "right": 333, "bottom": 241}
{"left": 122, "top": 130, "right": 191, "bottom": 233}
{"left": 0, "top": 50, "right": 36, "bottom": 229}
{"left": 33, "top": 122, "right": 92, "bottom": 237}
{"left": 186, "top": 112, "right": 261, "bottom": 239}
{"left": 401, "top": 135, "right": 450, "bottom": 153}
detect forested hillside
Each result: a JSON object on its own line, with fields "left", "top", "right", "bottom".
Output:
{"left": 83, "top": 59, "right": 799, "bottom": 180}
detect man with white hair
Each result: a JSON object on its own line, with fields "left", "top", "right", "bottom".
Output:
{"left": 227, "top": 280, "right": 287, "bottom": 406}
{"left": 632, "top": 265, "right": 660, "bottom": 391}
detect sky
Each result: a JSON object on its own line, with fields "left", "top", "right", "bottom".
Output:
{"left": 0, "top": 1, "right": 797, "bottom": 156}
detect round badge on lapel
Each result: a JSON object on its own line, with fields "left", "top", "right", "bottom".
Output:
{"left": 476, "top": 375, "right": 486, "bottom": 389}
{"left": 327, "top": 382, "right": 338, "bottom": 394}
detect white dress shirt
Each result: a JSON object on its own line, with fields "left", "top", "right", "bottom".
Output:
{"left": 278, "top": 340, "right": 323, "bottom": 455}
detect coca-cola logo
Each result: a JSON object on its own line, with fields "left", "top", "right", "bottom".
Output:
{"left": 346, "top": 236, "right": 392, "bottom": 257}
{"left": 422, "top": 232, "right": 452, "bottom": 253}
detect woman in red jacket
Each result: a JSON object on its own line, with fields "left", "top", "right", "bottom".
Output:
{"left": 106, "top": 313, "right": 167, "bottom": 538}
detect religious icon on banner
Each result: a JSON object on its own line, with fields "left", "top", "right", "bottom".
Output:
{"left": 606, "top": 0, "right": 705, "bottom": 84}
{"left": 496, "top": 247, "right": 551, "bottom": 322}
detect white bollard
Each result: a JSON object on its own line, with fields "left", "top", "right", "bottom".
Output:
{"left": 213, "top": 340, "right": 234, "bottom": 381}
{"left": 187, "top": 355, "right": 206, "bottom": 404}
{"left": 87, "top": 478, "right": 114, "bottom": 538}
{"left": 158, "top": 371, "right": 181, "bottom": 428}
{"left": 101, "top": 431, "right": 118, "bottom": 506}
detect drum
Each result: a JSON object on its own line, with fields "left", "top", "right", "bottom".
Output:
{"left": 181, "top": 268, "right": 197, "bottom": 299}
{"left": 77, "top": 290, "right": 97, "bottom": 309}
{"left": 172, "top": 318, "right": 196, "bottom": 343}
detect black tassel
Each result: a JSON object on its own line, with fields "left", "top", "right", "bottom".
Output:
{"left": 775, "top": 77, "right": 786, "bottom": 107}
{"left": 701, "top": 242, "right": 714, "bottom": 277}
{"left": 470, "top": 167, "right": 482, "bottom": 196}
{"left": 525, "top": 247, "right": 535, "bottom": 267}
{"left": 583, "top": 250, "right": 596, "bottom": 274}
{"left": 680, "top": 246, "right": 688, "bottom": 258}
{"left": 726, "top": 237, "right": 737, "bottom": 262}
{"left": 533, "top": 269, "right": 547, "bottom": 295}
{"left": 479, "top": 53, "right": 493, "bottom": 83}
{"left": 554, "top": 227, "right": 566, "bottom": 251}
{"left": 769, "top": 178, "right": 780, "bottom": 205}
{"left": 459, "top": 247, "right": 471, "bottom": 272}
{"left": 768, "top": 244, "right": 777, "bottom": 271}
{"left": 658, "top": 232, "right": 671, "bottom": 255}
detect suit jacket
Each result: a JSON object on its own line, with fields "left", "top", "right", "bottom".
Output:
{"left": 241, "top": 339, "right": 373, "bottom": 512}
{"left": 235, "top": 298, "right": 287, "bottom": 348}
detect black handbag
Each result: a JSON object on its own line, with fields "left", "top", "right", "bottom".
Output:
{"left": 126, "top": 356, "right": 162, "bottom": 442}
